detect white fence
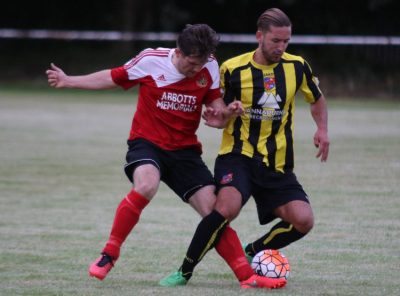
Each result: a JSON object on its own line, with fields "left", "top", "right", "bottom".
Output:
{"left": 1, "top": 28, "right": 400, "bottom": 45}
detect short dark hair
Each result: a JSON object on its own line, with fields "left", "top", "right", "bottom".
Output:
{"left": 176, "top": 24, "right": 219, "bottom": 60}
{"left": 257, "top": 8, "right": 292, "bottom": 32}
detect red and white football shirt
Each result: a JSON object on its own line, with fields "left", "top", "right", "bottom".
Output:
{"left": 111, "top": 48, "right": 221, "bottom": 152}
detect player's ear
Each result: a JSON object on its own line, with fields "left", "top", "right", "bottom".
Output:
{"left": 175, "top": 48, "right": 183, "bottom": 57}
{"left": 256, "top": 30, "right": 263, "bottom": 43}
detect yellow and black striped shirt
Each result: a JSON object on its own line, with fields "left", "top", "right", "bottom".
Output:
{"left": 220, "top": 50, "right": 322, "bottom": 173}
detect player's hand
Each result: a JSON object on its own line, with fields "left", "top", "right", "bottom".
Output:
{"left": 46, "top": 63, "right": 67, "bottom": 88}
{"left": 203, "top": 100, "right": 243, "bottom": 128}
{"left": 202, "top": 106, "right": 224, "bottom": 128}
{"left": 227, "top": 100, "right": 244, "bottom": 116}
{"left": 314, "top": 129, "right": 329, "bottom": 162}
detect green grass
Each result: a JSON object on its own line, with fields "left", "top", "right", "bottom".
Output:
{"left": 0, "top": 87, "right": 399, "bottom": 296}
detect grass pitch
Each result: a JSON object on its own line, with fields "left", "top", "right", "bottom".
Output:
{"left": 0, "top": 87, "right": 399, "bottom": 296}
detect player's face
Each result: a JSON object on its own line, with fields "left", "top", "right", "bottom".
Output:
{"left": 257, "top": 25, "right": 291, "bottom": 65}
{"left": 175, "top": 49, "right": 207, "bottom": 77}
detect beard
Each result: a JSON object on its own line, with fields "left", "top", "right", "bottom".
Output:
{"left": 261, "top": 43, "right": 282, "bottom": 65}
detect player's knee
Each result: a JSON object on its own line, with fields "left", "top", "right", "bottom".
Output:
{"left": 189, "top": 185, "right": 217, "bottom": 217}
{"left": 133, "top": 182, "right": 158, "bottom": 199}
{"left": 192, "top": 198, "right": 216, "bottom": 217}
{"left": 215, "top": 206, "right": 239, "bottom": 221}
{"left": 214, "top": 199, "right": 241, "bottom": 221}
{"left": 293, "top": 214, "right": 314, "bottom": 234}
{"left": 214, "top": 187, "right": 242, "bottom": 221}
{"left": 277, "top": 200, "right": 314, "bottom": 234}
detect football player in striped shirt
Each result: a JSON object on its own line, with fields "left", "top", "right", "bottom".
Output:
{"left": 163, "top": 8, "right": 329, "bottom": 287}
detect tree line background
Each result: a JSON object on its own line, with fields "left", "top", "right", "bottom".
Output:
{"left": 1, "top": 0, "right": 399, "bottom": 97}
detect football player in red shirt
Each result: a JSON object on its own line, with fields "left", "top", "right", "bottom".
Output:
{"left": 46, "top": 24, "right": 286, "bottom": 290}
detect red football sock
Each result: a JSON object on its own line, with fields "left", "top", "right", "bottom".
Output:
{"left": 102, "top": 190, "right": 149, "bottom": 259}
{"left": 215, "top": 226, "right": 254, "bottom": 281}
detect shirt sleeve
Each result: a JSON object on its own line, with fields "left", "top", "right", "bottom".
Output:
{"left": 110, "top": 48, "right": 153, "bottom": 90}
{"left": 111, "top": 66, "right": 138, "bottom": 90}
{"left": 203, "top": 58, "right": 222, "bottom": 104}
{"left": 220, "top": 62, "right": 235, "bottom": 105}
{"left": 300, "top": 59, "right": 322, "bottom": 103}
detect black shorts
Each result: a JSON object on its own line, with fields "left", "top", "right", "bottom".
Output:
{"left": 124, "top": 138, "right": 215, "bottom": 202}
{"left": 214, "top": 153, "right": 310, "bottom": 225}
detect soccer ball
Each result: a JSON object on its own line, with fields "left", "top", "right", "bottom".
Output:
{"left": 251, "top": 249, "right": 290, "bottom": 279}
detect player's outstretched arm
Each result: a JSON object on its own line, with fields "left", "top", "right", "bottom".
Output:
{"left": 203, "top": 99, "right": 243, "bottom": 128}
{"left": 46, "top": 63, "right": 117, "bottom": 90}
{"left": 310, "top": 94, "right": 330, "bottom": 162}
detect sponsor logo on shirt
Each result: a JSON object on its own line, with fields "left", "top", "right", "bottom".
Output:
{"left": 244, "top": 92, "right": 286, "bottom": 121}
{"left": 242, "top": 73, "right": 286, "bottom": 121}
{"left": 258, "top": 92, "right": 282, "bottom": 109}
{"left": 157, "top": 91, "right": 198, "bottom": 112}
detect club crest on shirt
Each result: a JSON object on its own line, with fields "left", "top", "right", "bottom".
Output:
{"left": 264, "top": 76, "right": 276, "bottom": 91}
{"left": 220, "top": 173, "right": 233, "bottom": 184}
{"left": 196, "top": 74, "right": 208, "bottom": 88}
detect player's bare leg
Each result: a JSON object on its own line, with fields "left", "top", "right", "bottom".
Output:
{"left": 244, "top": 200, "right": 314, "bottom": 260}
{"left": 89, "top": 164, "right": 159, "bottom": 280}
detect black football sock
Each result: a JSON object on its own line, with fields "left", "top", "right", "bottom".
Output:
{"left": 179, "top": 210, "right": 228, "bottom": 280}
{"left": 245, "top": 220, "right": 306, "bottom": 256}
